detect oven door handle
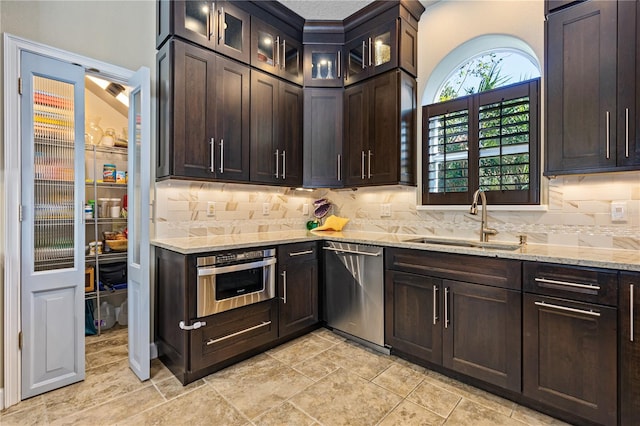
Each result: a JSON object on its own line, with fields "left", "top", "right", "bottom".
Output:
{"left": 197, "top": 257, "right": 277, "bottom": 276}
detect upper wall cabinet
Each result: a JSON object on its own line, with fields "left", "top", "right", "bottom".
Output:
{"left": 304, "top": 44, "right": 345, "bottom": 88}
{"left": 156, "top": 39, "right": 250, "bottom": 182}
{"left": 157, "top": 0, "right": 251, "bottom": 64}
{"left": 545, "top": 0, "right": 640, "bottom": 175}
{"left": 342, "top": 1, "right": 420, "bottom": 87}
{"left": 251, "top": 18, "right": 303, "bottom": 85}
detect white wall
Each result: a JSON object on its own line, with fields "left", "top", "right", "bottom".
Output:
{"left": 1, "top": 0, "right": 155, "bottom": 396}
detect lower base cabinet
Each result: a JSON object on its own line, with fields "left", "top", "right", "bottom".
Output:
{"left": 277, "top": 242, "right": 319, "bottom": 338}
{"left": 620, "top": 272, "right": 640, "bottom": 426}
{"left": 385, "top": 249, "right": 522, "bottom": 392}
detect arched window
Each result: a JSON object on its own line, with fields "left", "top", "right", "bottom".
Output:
{"left": 436, "top": 50, "right": 540, "bottom": 102}
{"left": 422, "top": 39, "right": 542, "bottom": 206}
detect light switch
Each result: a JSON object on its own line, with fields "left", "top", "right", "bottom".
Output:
{"left": 303, "top": 203, "right": 309, "bottom": 215}
{"left": 611, "top": 201, "right": 627, "bottom": 222}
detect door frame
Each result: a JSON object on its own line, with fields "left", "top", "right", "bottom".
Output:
{"left": 3, "top": 33, "right": 142, "bottom": 409}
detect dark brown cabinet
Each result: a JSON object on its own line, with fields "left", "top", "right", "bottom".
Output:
{"left": 304, "top": 44, "right": 344, "bottom": 88}
{"left": 157, "top": 39, "right": 250, "bottom": 181}
{"left": 277, "top": 242, "right": 319, "bottom": 338}
{"left": 545, "top": 0, "right": 640, "bottom": 175}
{"left": 251, "top": 18, "right": 303, "bottom": 85}
{"left": 522, "top": 262, "right": 618, "bottom": 425}
{"left": 303, "top": 88, "right": 344, "bottom": 188}
{"left": 156, "top": 0, "right": 251, "bottom": 64}
{"left": 344, "top": 69, "right": 416, "bottom": 186}
{"left": 385, "top": 248, "right": 522, "bottom": 392}
{"left": 620, "top": 272, "right": 640, "bottom": 426}
{"left": 250, "top": 70, "right": 303, "bottom": 186}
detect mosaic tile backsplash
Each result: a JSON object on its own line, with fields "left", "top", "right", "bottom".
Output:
{"left": 154, "top": 172, "right": 640, "bottom": 250}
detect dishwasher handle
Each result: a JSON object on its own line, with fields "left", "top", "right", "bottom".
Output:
{"left": 323, "top": 246, "right": 382, "bottom": 257}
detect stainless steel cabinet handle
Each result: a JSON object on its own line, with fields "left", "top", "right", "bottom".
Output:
{"left": 337, "top": 154, "right": 342, "bottom": 181}
{"left": 282, "top": 271, "right": 287, "bottom": 304}
{"left": 281, "top": 150, "right": 286, "bottom": 179}
{"left": 534, "top": 301, "right": 601, "bottom": 317}
{"left": 218, "top": 6, "right": 224, "bottom": 44}
{"left": 209, "top": 137, "right": 215, "bottom": 173}
{"left": 534, "top": 277, "right": 600, "bottom": 291}
{"left": 626, "top": 108, "right": 630, "bottom": 158}
{"left": 274, "top": 149, "right": 280, "bottom": 178}
{"left": 323, "top": 246, "right": 381, "bottom": 256}
{"left": 368, "top": 37, "right": 372, "bottom": 66}
{"left": 208, "top": 2, "right": 215, "bottom": 38}
{"left": 219, "top": 139, "right": 224, "bottom": 173}
{"left": 631, "top": 284, "right": 635, "bottom": 342}
{"left": 361, "top": 151, "right": 365, "bottom": 179}
{"left": 367, "top": 150, "right": 372, "bottom": 179}
{"left": 289, "top": 249, "right": 313, "bottom": 257}
{"left": 275, "top": 36, "right": 280, "bottom": 67}
{"left": 433, "top": 285, "right": 439, "bottom": 325}
{"left": 337, "top": 50, "right": 341, "bottom": 78}
{"left": 361, "top": 40, "right": 366, "bottom": 69}
{"left": 444, "top": 287, "right": 450, "bottom": 328}
{"left": 282, "top": 39, "right": 286, "bottom": 70}
{"left": 206, "top": 321, "right": 272, "bottom": 345}
{"left": 606, "top": 111, "right": 610, "bottom": 159}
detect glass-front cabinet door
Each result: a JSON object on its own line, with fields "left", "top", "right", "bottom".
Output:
{"left": 166, "top": 1, "right": 250, "bottom": 63}
{"left": 251, "top": 18, "right": 303, "bottom": 85}
{"left": 304, "top": 45, "right": 344, "bottom": 87}
{"left": 345, "top": 20, "right": 398, "bottom": 86}
{"left": 345, "top": 36, "right": 368, "bottom": 85}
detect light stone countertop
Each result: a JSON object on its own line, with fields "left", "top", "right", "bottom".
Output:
{"left": 151, "top": 229, "right": 640, "bottom": 272}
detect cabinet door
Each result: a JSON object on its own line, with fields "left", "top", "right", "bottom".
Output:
{"left": 399, "top": 18, "right": 418, "bottom": 77}
{"left": 618, "top": 0, "right": 640, "bottom": 168}
{"left": 345, "top": 36, "right": 368, "bottom": 85}
{"left": 280, "top": 36, "right": 303, "bottom": 85}
{"left": 304, "top": 44, "right": 344, "bottom": 88}
{"left": 523, "top": 294, "right": 617, "bottom": 425}
{"left": 279, "top": 82, "right": 303, "bottom": 186}
{"left": 216, "top": 56, "right": 250, "bottom": 181}
{"left": 252, "top": 19, "right": 279, "bottom": 75}
{"left": 250, "top": 70, "right": 279, "bottom": 184}
{"left": 344, "top": 82, "right": 368, "bottom": 185}
{"left": 369, "top": 20, "right": 398, "bottom": 77}
{"left": 167, "top": 0, "right": 216, "bottom": 50}
{"left": 385, "top": 271, "right": 442, "bottom": 364}
{"left": 213, "top": 1, "right": 250, "bottom": 64}
{"left": 545, "top": 0, "right": 618, "bottom": 175}
{"left": 368, "top": 71, "right": 399, "bottom": 185}
{"left": 303, "top": 88, "right": 344, "bottom": 188}
{"left": 279, "top": 258, "right": 318, "bottom": 338}
{"left": 442, "top": 280, "right": 521, "bottom": 392}
{"left": 620, "top": 272, "right": 640, "bottom": 426}
{"left": 171, "top": 40, "right": 217, "bottom": 179}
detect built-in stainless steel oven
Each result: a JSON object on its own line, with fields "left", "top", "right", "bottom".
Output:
{"left": 196, "top": 248, "right": 276, "bottom": 316}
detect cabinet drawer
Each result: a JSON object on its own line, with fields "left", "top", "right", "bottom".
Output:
{"left": 523, "top": 262, "right": 618, "bottom": 306}
{"left": 386, "top": 248, "right": 521, "bottom": 290}
{"left": 278, "top": 242, "right": 317, "bottom": 263}
{"left": 190, "top": 299, "right": 278, "bottom": 371}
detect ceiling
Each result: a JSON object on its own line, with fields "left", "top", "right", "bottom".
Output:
{"left": 277, "top": 0, "right": 435, "bottom": 20}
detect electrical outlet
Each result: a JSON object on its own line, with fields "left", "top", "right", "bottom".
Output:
{"left": 611, "top": 201, "right": 627, "bottom": 222}
{"left": 303, "top": 203, "right": 309, "bottom": 215}
{"left": 207, "top": 201, "right": 216, "bottom": 217}
{"left": 381, "top": 203, "right": 391, "bottom": 217}
{"left": 262, "top": 202, "right": 270, "bottom": 216}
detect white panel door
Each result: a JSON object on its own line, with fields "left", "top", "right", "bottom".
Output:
{"left": 20, "top": 51, "right": 85, "bottom": 398}
{"left": 127, "top": 67, "right": 151, "bottom": 380}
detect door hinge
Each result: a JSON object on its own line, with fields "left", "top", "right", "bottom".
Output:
{"left": 19, "top": 204, "right": 23, "bottom": 222}
{"left": 18, "top": 331, "right": 23, "bottom": 350}
{"left": 18, "top": 77, "right": 22, "bottom": 95}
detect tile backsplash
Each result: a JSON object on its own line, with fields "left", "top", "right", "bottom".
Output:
{"left": 154, "top": 172, "right": 639, "bottom": 250}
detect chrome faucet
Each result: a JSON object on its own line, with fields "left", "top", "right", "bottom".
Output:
{"left": 470, "top": 189, "right": 497, "bottom": 242}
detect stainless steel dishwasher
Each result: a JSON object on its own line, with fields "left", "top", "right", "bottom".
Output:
{"left": 323, "top": 241, "right": 386, "bottom": 352}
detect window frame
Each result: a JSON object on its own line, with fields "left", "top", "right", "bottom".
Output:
{"left": 422, "top": 78, "right": 540, "bottom": 206}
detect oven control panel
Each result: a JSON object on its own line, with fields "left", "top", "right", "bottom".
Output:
{"left": 197, "top": 248, "right": 276, "bottom": 267}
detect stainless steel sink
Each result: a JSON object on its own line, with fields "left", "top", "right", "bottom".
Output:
{"left": 403, "top": 237, "right": 522, "bottom": 251}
